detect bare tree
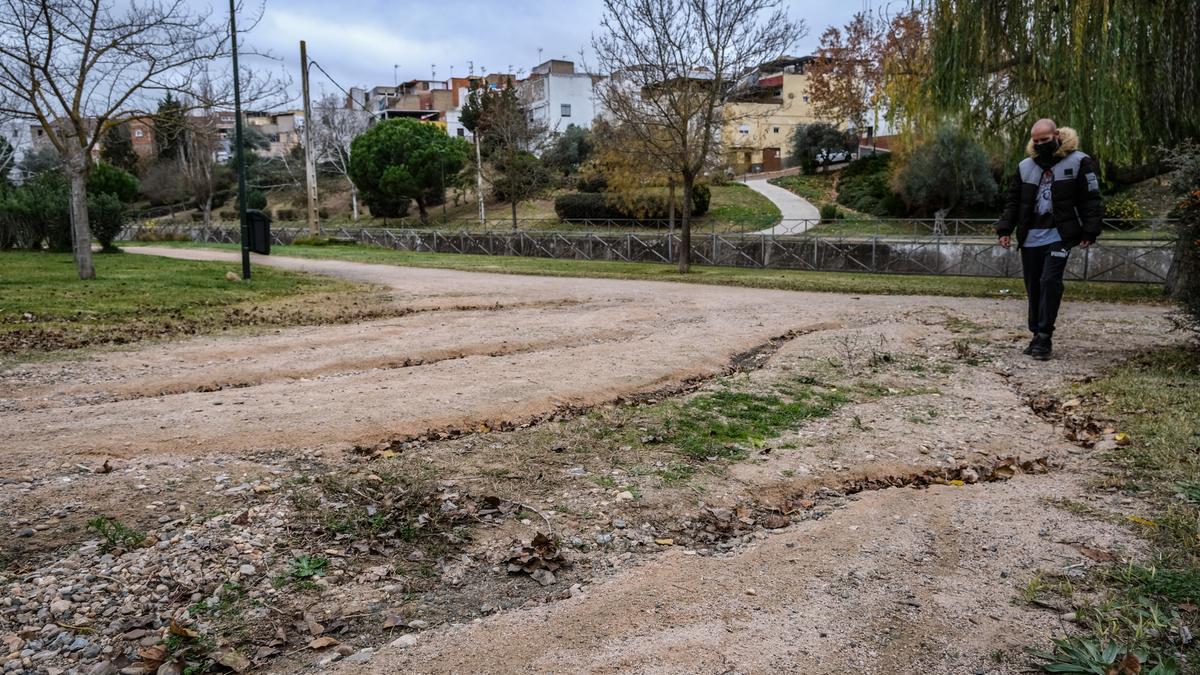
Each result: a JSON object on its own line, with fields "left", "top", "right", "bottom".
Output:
{"left": 592, "top": 0, "right": 805, "bottom": 272}
{"left": 0, "top": 0, "right": 255, "bottom": 279}
{"left": 311, "top": 94, "right": 370, "bottom": 220}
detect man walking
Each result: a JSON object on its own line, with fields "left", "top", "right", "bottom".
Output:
{"left": 997, "top": 119, "right": 1103, "bottom": 360}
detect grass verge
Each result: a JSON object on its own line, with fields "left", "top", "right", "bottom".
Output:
{"left": 1036, "top": 345, "right": 1200, "bottom": 672}
{"left": 121, "top": 242, "right": 1167, "bottom": 304}
{"left": 0, "top": 250, "right": 393, "bottom": 361}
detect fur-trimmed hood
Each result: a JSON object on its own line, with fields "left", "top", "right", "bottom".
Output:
{"left": 1025, "top": 126, "right": 1079, "bottom": 158}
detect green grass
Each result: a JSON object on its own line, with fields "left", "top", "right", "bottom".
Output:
{"left": 122, "top": 242, "right": 1167, "bottom": 304}
{"left": 0, "top": 250, "right": 381, "bottom": 359}
{"left": 663, "top": 384, "right": 847, "bottom": 461}
{"left": 704, "top": 183, "right": 781, "bottom": 230}
{"left": 1039, "top": 346, "right": 1200, "bottom": 669}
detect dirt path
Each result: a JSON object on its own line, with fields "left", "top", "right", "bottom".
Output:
{"left": 0, "top": 248, "right": 1180, "bottom": 674}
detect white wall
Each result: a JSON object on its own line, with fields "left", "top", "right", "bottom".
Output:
{"left": 525, "top": 73, "right": 599, "bottom": 134}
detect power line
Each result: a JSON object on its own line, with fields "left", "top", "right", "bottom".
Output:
{"left": 306, "top": 57, "right": 378, "bottom": 116}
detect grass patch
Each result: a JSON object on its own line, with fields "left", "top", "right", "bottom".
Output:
{"left": 1037, "top": 345, "right": 1200, "bottom": 670}
{"left": 704, "top": 183, "right": 781, "bottom": 230}
{"left": 662, "top": 383, "right": 846, "bottom": 461}
{"left": 122, "top": 242, "right": 1167, "bottom": 304}
{"left": 0, "top": 250, "right": 389, "bottom": 361}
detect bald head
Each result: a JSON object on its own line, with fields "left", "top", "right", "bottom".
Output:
{"left": 1031, "top": 118, "right": 1058, "bottom": 144}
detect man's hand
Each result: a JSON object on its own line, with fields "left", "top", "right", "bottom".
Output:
{"left": 998, "top": 235, "right": 1011, "bottom": 249}
{"left": 1080, "top": 239, "right": 1093, "bottom": 249}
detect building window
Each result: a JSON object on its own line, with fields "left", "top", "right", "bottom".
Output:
{"left": 134, "top": 129, "right": 144, "bottom": 138}
{"left": 773, "top": 127, "right": 780, "bottom": 134}
{"left": 456, "top": 128, "right": 465, "bottom": 137}
{"left": 561, "top": 104, "right": 571, "bottom": 117}
{"left": 802, "top": 95, "right": 809, "bottom": 103}
{"left": 738, "top": 124, "right": 750, "bottom": 135}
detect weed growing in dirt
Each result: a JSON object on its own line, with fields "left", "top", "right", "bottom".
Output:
{"left": 287, "top": 554, "right": 329, "bottom": 580}
{"left": 1031, "top": 636, "right": 1179, "bottom": 674}
{"left": 662, "top": 384, "right": 846, "bottom": 461}
{"left": 86, "top": 516, "right": 146, "bottom": 552}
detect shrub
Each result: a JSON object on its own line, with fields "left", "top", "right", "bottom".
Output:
{"left": 1103, "top": 194, "right": 1144, "bottom": 226}
{"left": 87, "top": 162, "right": 140, "bottom": 203}
{"left": 896, "top": 126, "right": 997, "bottom": 216}
{"left": 819, "top": 203, "right": 842, "bottom": 223}
{"left": 554, "top": 193, "right": 627, "bottom": 221}
{"left": 690, "top": 184, "right": 711, "bottom": 216}
{"left": 836, "top": 154, "right": 905, "bottom": 217}
{"left": 275, "top": 208, "right": 297, "bottom": 221}
{"left": 0, "top": 174, "right": 71, "bottom": 250}
{"left": 365, "top": 196, "right": 410, "bottom": 218}
{"left": 554, "top": 184, "right": 710, "bottom": 223}
{"left": 1172, "top": 190, "right": 1200, "bottom": 331}
{"left": 87, "top": 192, "right": 126, "bottom": 251}
{"left": 318, "top": 207, "right": 329, "bottom": 219}
{"left": 790, "top": 123, "right": 857, "bottom": 174}
{"left": 238, "top": 189, "right": 267, "bottom": 211}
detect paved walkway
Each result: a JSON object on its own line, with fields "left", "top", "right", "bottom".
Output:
{"left": 745, "top": 178, "right": 821, "bottom": 235}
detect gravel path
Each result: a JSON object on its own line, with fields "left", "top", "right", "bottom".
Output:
{"left": 745, "top": 178, "right": 820, "bottom": 235}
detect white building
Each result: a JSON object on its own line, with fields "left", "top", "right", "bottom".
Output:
{"left": 519, "top": 60, "right": 602, "bottom": 134}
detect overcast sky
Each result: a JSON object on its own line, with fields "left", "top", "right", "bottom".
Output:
{"left": 224, "top": 0, "right": 870, "bottom": 108}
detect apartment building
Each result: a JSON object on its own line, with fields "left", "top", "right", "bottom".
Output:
{"left": 720, "top": 55, "right": 827, "bottom": 174}
{"left": 519, "top": 60, "right": 602, "bottom": 134}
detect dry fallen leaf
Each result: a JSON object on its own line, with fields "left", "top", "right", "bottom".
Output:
{"left": 1114, "top": 432, "right": 1131, "bottom": 446}
{"left": 168, "top": 619, "right": 198, "bottom": 639}
{"left": 1127, "top": 515, "right": 1157, "bottom": 528}
{"left": 382, "top": 615, "right": 407, "bottom": 629}
{"left": 308, "top": 636, "right": 340, "bottom": 650}
{"left": 215, "top": 649, "right": 251, "bottom": 673}
{"left": 1075, "top": 546, "right": 1117, "bottom": 562}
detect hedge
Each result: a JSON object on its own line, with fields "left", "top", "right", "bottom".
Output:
{"left": 554, "top": 185, "right": 711, "bottom": 223}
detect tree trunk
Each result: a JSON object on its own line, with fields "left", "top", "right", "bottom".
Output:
{"left": 65, "top": 151, "right": 95, "bottom": 280}
{"left": 417, "top": 199, "right": 429, "bottom": 226}
{"left": 202, "top": 195, "right": 213, "bottom": 228}
{"left": 1164, "top": 230, "right": 1191, "bottom": 298}
{"left": 678, "top": 173, "right": 693, "bottom": 273}
{"left": 668, "top": 179, "right": 676, "bottom": 232}
{"left": 349, "top": 183, "right": 359, "bottom": 221}
{"left": 475, "top": 133, "right": 486, "bottom": 222}
{"left": 511, "top": 200, "right": 518, "bottom": 231}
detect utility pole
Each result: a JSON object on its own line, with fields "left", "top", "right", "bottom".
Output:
{"left": 230, "top": 0, "right": 250, "bottom": 280}
{"left": 300, "top": 40, "right": 319, "bottom": 234}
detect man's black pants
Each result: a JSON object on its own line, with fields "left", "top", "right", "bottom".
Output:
{"left": 1021, "top": 243, "right": 1072, "bottom": 335}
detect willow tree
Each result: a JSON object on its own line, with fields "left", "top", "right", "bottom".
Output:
{"left": 920, "top": 0, "right": 1200, "bottom": 165}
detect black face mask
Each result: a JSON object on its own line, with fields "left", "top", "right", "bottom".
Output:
{"left": 1034, "top": 138, "right": 1060, "bottom": 158}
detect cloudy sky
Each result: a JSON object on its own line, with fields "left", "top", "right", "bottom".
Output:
{"left": 223, "top": 0, "right": 870, "bottom": 107}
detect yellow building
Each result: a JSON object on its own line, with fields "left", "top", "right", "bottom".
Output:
{"left": 720, "top": 56, "right": 830, "bottom": 174}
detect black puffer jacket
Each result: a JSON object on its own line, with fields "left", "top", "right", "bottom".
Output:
{"left": 996, "top": 127, "right": 1104, "bottom": 247}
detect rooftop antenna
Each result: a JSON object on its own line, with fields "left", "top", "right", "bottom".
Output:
{"left": 538, "top": 47, "right": 543, "bottom": 63}
{"left": 449, "top": 65, "right": 454, "bottom": 80}
{"left": 393, "top": 64, "right": 398, "bottom": 86}
{"left": 468, "top": 60, "right": 475, "bottom": 76}
{"left": 431, "top": 63, "right": 436, "bottom": 80}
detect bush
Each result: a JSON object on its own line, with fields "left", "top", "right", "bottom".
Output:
{"left": 819, "top": 203, "right": 842, "bottom": 223}
{"left": 790, "top": 123, "right": 857, "bottom": 174}
{"left": 575, "top": 167, "right": 608, "bottom": 193}
{"left": 836, "top": 154, "right": 906, "bottom": 216}
{"left": 238, "top": 189, "right": 267, "bottom": 211}
{"left": 87, "top": 192, "right": 126, "bottom": 251}
{"left": 896, "top": 126, "right": 998, "bottom": 216}
{"left": 318, "top": 207, "right": 329, "bottom": 219}
{"left": 690, "top": 184, "right": 711, "bottom": 216}
{"left": 292, "top": 235, "right": 358, "bottom": 247}
{"left": 554, "top": 193, "right": 627, "bottom": 221}
{"left": 275, "top": 208, "right": 297, "bottom": 221}
{"left": 87, "top": 162, "right": 139, "bottom": 203}
{"left": 0, "top": 174, "right": 71, "bottom": 250}
{"left": 1172, "top": 190, "right": 1200, "bottom": 331}
{"left": 365, "top": 196, "right": 410, "bottom": 218}
{"left": 555, "top": 184, "right": 710, "bottom": 222}
{"left": 1103, "top": 194, "right": 1144, "bottom": 226}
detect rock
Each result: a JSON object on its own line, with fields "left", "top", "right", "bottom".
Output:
{"left": 595, "top": 533, "right": 613, "bottom": 545}
{"left": 406, "top": 620, "right": 429, "bottom": 630}
{"left": 612, "top": 518, "right": 627, "bottom": 529}
{"left": 569, "top": 584, "right": 585, "bottom": 599}
{"left": 530, "top": 569, "right": 556, "bottom": 586}
{"left": 49, "top": 599, "right": 72, "bottom": 616}
{"left": 346, "top": 649, "right": 374, "bottom": 664}
{"left": 238, "top": 564, "right": 256, "bottom": 576}
{"left": 389, "top": 634, "right": 418, "bottom": 649}
{"left": 16, "top": 528, "right": 34, "bottom": 538}
{"left": 615, "top": 491, "right": 634, "bottom": 501}
{"left": 960, "top": 468, "right": 980, "bottom": 484}
{"left": 155, "top": 662, "right": 182, "bottom": 675}
{"left": 67, "top": 636, "right": 90, "bottom": 652}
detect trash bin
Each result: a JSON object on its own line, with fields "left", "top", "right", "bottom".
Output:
{"left": 246, "top": 209, "right": 271, "bottom": 255}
